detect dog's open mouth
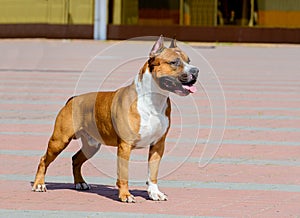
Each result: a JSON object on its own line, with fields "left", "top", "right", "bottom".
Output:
{"left": 159, "top": 76, "right": 197, "bottom": 96}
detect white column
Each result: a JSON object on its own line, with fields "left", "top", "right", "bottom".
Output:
{"left": 94, "top": 0, "right": 107, "bottom": 40}
{"left": 249, "top": 0, "right": 254, "bottom": 27}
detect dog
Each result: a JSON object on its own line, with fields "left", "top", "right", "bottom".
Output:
{"left": 32, "top": 36, "right": 199, "bottom": 203}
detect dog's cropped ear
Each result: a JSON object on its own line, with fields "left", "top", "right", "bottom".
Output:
{"left": 169, "top": 37, "right": 177, "bottom": 48}
{"left": 150, "top": 35, "right": 165, "bottom": 57}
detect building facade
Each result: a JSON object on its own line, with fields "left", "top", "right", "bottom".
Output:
{"left": 0, "top": 0, "right": 299, "bottom": 42}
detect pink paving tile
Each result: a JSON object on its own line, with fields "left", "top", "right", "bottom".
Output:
{"left": 2, "top": 152, "right": 300, "bottom": 186}
{"left": 213, "top": 144, "right": 300, "bottom": 160}
{"left": 1, "top": 40, "right": 300, "bottom": 217}
{"left": 0, "top": 124, "right": 53, "bottom": 133}
{"left": 1, "top": 180, "right": 300, "bottom": 217}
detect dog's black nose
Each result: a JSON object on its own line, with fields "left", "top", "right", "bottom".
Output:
{"left": 190, "top": 67, "right": 199, "bottom": 77}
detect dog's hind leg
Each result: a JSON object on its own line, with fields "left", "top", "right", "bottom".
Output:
{"left": 72, "top": 131, "right": 101, "bottom": 190}
{"left": 32, "top": 105, "right": 75, "bottom": 192}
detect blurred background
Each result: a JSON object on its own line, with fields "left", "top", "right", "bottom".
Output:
{"left": 0, "top": 0, "right": 299, "bottom": 43}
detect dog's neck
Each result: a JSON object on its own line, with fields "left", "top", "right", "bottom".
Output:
{"left": 134, "top": 67, "right": 169, "bottom": 114}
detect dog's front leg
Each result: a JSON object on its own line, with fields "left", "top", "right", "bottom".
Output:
{"left": 147, "top": 138, "right": 168, "bottom": 201}
{"left": 116, "top": 141, "right": 135, "bottom": 203}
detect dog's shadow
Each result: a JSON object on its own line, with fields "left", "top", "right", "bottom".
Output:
{"left": 31, "top": 182, "right": 149, "bottom": 202}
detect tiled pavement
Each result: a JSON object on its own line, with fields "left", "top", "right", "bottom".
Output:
{"left": 0, "top": 39, "right": 300, "bottom": 217}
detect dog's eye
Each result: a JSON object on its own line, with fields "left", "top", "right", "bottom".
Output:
{"left": 169, "top": 58, "right": 180, "bottom": 66}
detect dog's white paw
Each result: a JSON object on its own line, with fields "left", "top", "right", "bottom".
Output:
{"left": 75, "top": 182, "right": 91, "bottom": 190}
{"left": 32, "top": 184, "right": 47, "bottom": 192}
{"left": 147, "top": 182, "right": 168, "bottom": 201}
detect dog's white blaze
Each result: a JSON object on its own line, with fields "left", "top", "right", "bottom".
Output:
{"left": 134, "top": 69, "right": 169, "bottom": 148}
{"left": 183, "top": 61, "right": 196, "bottom": 76}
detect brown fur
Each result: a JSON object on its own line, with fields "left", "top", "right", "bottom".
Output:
{"left": 32, "top": 37, "right": 192, "bottom": 203}
{"left": 32, "top": 79, "right": 171, "bottom": 201}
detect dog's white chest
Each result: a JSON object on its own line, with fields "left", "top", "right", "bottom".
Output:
{"left": 134, "top": 70, "right": 170, "bottom": 148}
{"left": 136, "top": 106, "right": 169, "bottom": 147}
{"left": 137, "top": 110, "right": 169, "bottom": 148}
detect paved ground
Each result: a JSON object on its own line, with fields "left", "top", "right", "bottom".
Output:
{"left": 0, "top": 39, "right": 300, "bottom": 217}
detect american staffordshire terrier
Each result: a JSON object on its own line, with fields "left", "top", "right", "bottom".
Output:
{"left": 32, "top": 36, "right": 199, "bottom": 203}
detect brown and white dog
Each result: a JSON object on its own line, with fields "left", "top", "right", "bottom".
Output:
{"left": 32, "top": 36, "right": 199, "bottom": 203}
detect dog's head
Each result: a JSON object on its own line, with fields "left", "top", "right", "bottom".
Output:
{"left": 147, "top": 35, "right": 199, "bottom": 96}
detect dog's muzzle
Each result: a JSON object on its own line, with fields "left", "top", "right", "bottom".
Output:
{"left": 159, "top": 67, "right": 199, "bottom": 96}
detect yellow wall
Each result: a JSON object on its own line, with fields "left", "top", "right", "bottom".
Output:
{"left": 0, "top": 0, "right": 47, "bottom": 23}
{"left": 259, "top": 11, "right": 300, "bottom": 28}
{"left": 69, "top": 0, "right": 94, "bottom": 24}
{"left": 0, "top": 0, "right": 94, "bottom": 24}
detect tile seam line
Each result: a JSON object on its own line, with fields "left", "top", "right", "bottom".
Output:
{"left": 2, "top": 174, "right": 300, "bottom": 193}
{"left": 0, "top": 209, "right": 215, "bottom": 218}
{"left": 1, "top": 149, "right": 300, "bottom": 166}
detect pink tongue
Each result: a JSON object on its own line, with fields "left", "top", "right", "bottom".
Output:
{"left": 183, "top": 85, "right": 197, "bottom": 93}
